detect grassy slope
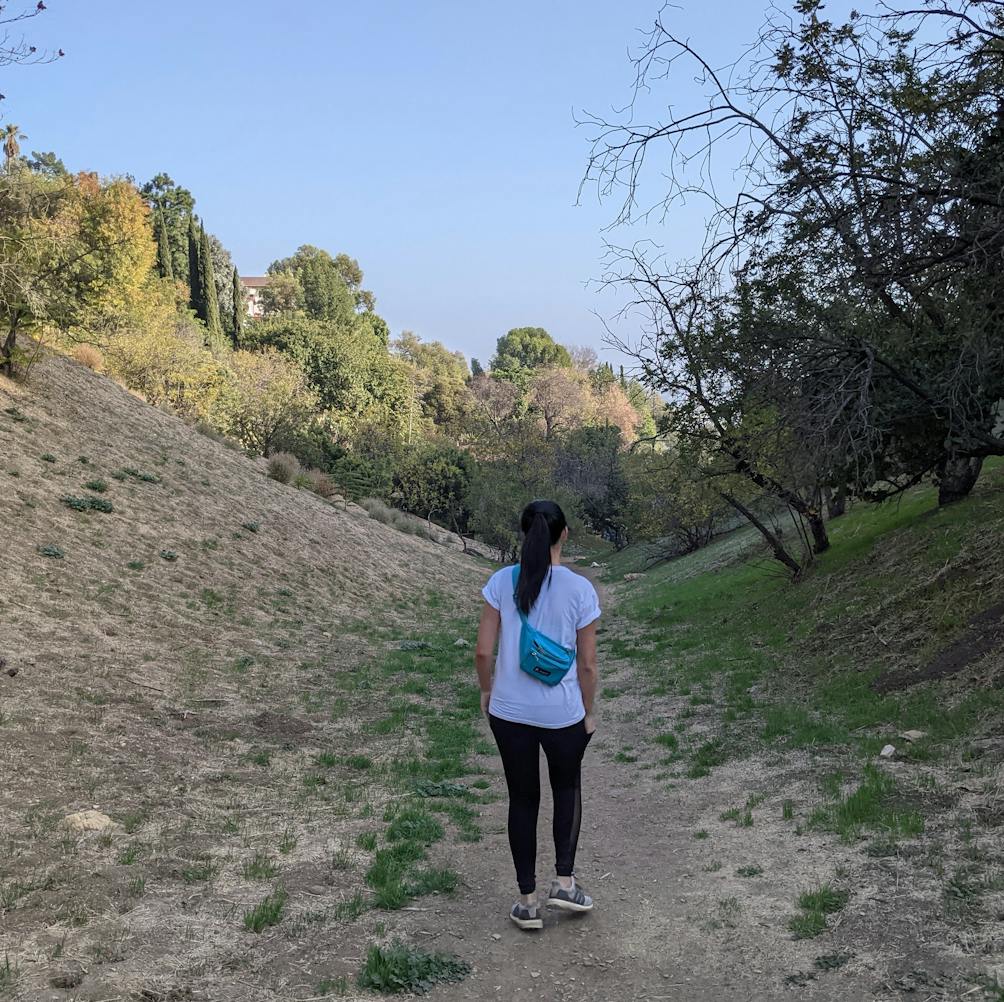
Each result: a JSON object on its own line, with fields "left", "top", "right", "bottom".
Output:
{"left": 616, "top": 462, "right": 1004, "bottom": 764}
{"left": 600, "top": 462, "right": 1004, "bottom": 982}
{"left": 0, "top": 355, "right": 492, "bottom": 999}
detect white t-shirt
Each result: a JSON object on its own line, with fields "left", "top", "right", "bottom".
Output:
{"left": 482, "top": 564, "right": 601, "bottom": 729}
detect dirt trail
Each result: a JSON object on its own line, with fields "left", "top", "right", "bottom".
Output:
{"left": 389, "top": 565, "right": 885, "bottom": 1002}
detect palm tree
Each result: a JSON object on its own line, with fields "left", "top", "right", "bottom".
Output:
{"left": 2, "top": 124, "right": 26, "bottom": 171}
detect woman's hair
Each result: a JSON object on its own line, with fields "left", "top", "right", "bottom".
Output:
{"left": 516, "top": 499, "right": 567, "bottom": 614}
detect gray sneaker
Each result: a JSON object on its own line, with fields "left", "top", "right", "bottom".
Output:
{"left": 546, "top": 879, "right": 593, "bottom": 912}
{"left": 510, "top": 902, "right": 543, "bottom": 930}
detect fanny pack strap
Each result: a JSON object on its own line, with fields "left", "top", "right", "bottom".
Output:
{"left": 511, "top": 564, "right": 526, "bottom": 623}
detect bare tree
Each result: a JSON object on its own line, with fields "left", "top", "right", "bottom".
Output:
{"left": 582, "top": 0, "right": 1004, "bottom": 505}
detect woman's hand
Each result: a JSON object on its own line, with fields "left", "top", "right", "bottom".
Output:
{"left": 480, "top": 690, "right": 492, "bottom": 716}
{"left": 584, "top": 713, "right": 597, "bottom": 735}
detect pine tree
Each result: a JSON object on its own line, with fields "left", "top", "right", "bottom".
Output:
{"left": 187, "top": 215, "right": 203, "bottom": 318}
{"left": 231, "top": 266, "right": 243, "bottom": 344}
{"left": 199, "top": 223, "right": 224, "bottom": 348}
{"left": 155, "top": 209, "right": 174, "bottom": 280}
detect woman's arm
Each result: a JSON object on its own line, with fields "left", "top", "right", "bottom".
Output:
{"left": 475, "top": 601, "right": 501, "bottom": 715}
{"left": 576, "top": 621, "right": 599, "bottom": 732}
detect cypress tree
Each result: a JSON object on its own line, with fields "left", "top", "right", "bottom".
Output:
{"left": 187, "top": 215, "right": 203, "bottom": 318}
{"left": 231, "top": 266, "right": 243, "bottom": 345}
{"left": 199, "top": 224, "right": 224, "bottom": 349}
{"left": 155, "top": 209, "right": 174, "bottom": 280}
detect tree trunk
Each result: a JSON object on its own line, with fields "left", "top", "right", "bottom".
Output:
{"left": 825, "top": 484, "right": 846, "bottom": 519}
{"left": 1, "top": 324, "right": 16, "bottom": 377}
{"left": 806, "top": 509, "right": 830, "bottom": 554}
{"left": 937, "top": 455, "right": 984, "bottom": 505}
{"left": 450, "top": 511, "right": 468, "bottom": 553}
{"left": 720, "top": 492, "right": 804, "bottom": 579}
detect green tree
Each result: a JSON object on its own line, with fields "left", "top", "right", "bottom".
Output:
{"left": 187, "top": 215, "right": 202, "bottom": 318}
{"left": 393, "top": 331, "right": 472, "bottom": 431}
{"left": 231, "top": 266, "right": 243, "bottom": 343}
{"left": 155, "top": 208, "right": 173, "bottom": 280}
{"left": 490, "top": 327, "right": 572, "bottom": 387}
{"left": 268, "top": 245, "right": 355, "bottom": 324}
{"left": 212, "top": 349, "right": 317, "bottom": 456}
{"left": 242, "top": 314, "right": 411, "bottom": 434}
{"left": 198, "top": 223, "right": 224, "bottom": 349}
{"left": 26, "top": 150, "right": 66, "bottom": 177}
{"left": 393, "top": 442, "right": 476, "bottom": 542}
{"left": 260, "top": 270, "right": 303, "bottom": 317}
{"left": 142, "top": 174, "right": 195, "bottom": 281}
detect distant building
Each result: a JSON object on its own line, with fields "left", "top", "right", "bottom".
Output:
{"left": 240, "top": 276, "right": 270, "bottom": 318}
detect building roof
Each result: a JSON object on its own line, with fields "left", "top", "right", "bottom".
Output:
{"left": 240, "top": 276, "right": 271, "bottom": 288}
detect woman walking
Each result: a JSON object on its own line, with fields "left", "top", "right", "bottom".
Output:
{"left": 475, "top": 499, "right": 601, "bottom": 930}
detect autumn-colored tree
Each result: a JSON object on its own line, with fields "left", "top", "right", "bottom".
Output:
{"left": 591, "top": 381, "right": 641, "bottom": 443}
{"left": 528, "top": 366, "right": 592, "bottom": 439}
{"left": 0, "top": 172, "right": 157, "bottom": 376}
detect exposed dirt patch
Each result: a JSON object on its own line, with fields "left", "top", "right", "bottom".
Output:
{"left": 873, "top": 601, "right": 1004, "bottom": 693}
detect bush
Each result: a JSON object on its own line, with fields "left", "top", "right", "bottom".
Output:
{"left": 266, "top": 452, "right": 299, "bottom": 485}
{"left": 292, "top": 471, "right": 313, "bottom": 490}
{"left": 306, "top": 468, "right": 338, "bottom": 499}
{"left": 357, "top": 941, "right": 470, "bottom": 995}
{"left": 72, "top": 344, "right": 104, "bottom": 371}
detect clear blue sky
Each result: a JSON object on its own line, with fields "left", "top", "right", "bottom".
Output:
{"left": 15, "top": 1, "right": 771, "bottom": 364}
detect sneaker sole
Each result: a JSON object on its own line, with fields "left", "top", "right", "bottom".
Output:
{"left": 546, "top": 897, "right": 593, "bottom": 913}
{"left": 510, "top": 913, "right": 543, "bottom": 930}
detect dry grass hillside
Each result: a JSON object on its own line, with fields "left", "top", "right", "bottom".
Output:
{"left": 0, "top": 354, "right": 487, "bottom": 1000}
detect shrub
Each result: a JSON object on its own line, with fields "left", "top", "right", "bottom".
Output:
{"left": 83, "top": 479, "right": 108, "bottom": 493}
{"left": 357, "top": 941, "right": 470, "bottom": 995}
{"left": 72, "top": 344, "right": 104, "bottom": 371}
{"left": 266, "top": 452, "right": 299, "bottom": 485}
{"left": 292, "top": 471, "right": 313, "bottom": 490}
{"left": 306, "top": 468, "right": 338, "bottom": 499}
{"left": 61, "top": 495, "right": 113, "bottom": 514}
{"left": 38, "top": 544, "right": 64, "bottom": 559}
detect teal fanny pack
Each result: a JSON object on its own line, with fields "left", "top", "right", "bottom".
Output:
{"left": 511, "top": 565, "right": 576, "bottom": 687}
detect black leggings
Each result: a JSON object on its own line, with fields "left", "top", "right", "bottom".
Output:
{"left": 489, "top": 713, "right": 592, "bottom": 895}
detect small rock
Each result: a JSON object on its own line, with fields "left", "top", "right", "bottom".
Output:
{"left": 306, "top": 884, "right": 327, "bottom": 896}
{"left": 62, "top": 809, "right": 115, "bottom": 834}
{"left": 50, "top": 962, "right": 84, "bottom": 989}
{"left": 6, "top": 666, "right": 16, "bottom": 678}
{"left": 491, "top": 933, "right": 501, "bottom": 941}
{"left": 623, "top": 573, "right": 644, "bottom": 581}
{"left": 899, "top": 730, "right": 927, "bottom": 743}
{"left": 530, "top": 971, "right": 541, "bottom": 979}
{"left": 453, "top": 638, "right": 471, "bottom": 648}
{"left": 879, "top": 744, "right": 896, "bottom": 759}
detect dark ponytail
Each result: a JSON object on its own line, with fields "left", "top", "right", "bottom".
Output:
{"left": 516, "top": 499, "right": 567, "bottom": 614}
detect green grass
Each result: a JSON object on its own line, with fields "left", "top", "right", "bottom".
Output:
{"left": 241, "top": 852, "right": 279, "bottom": 881}
{"left": 357, "top": 941, "right": 470, "bottom": 995}
{"left": 243, "top": 887, "right": 287, "bottom": 932}
{"left": 404, "top": 867, "right": 459, "bottom": 896}
{"left": 788, "top": 883, "right": 850, "bottom": 939}
{"left": 385, "top": 806, "right": 444, "bottom": 846}
{"left": 611, "top": 465, "right": 1004, "bottom": 789}
{"left": 808, "top": 765, "right": 924, "bottom": 843}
